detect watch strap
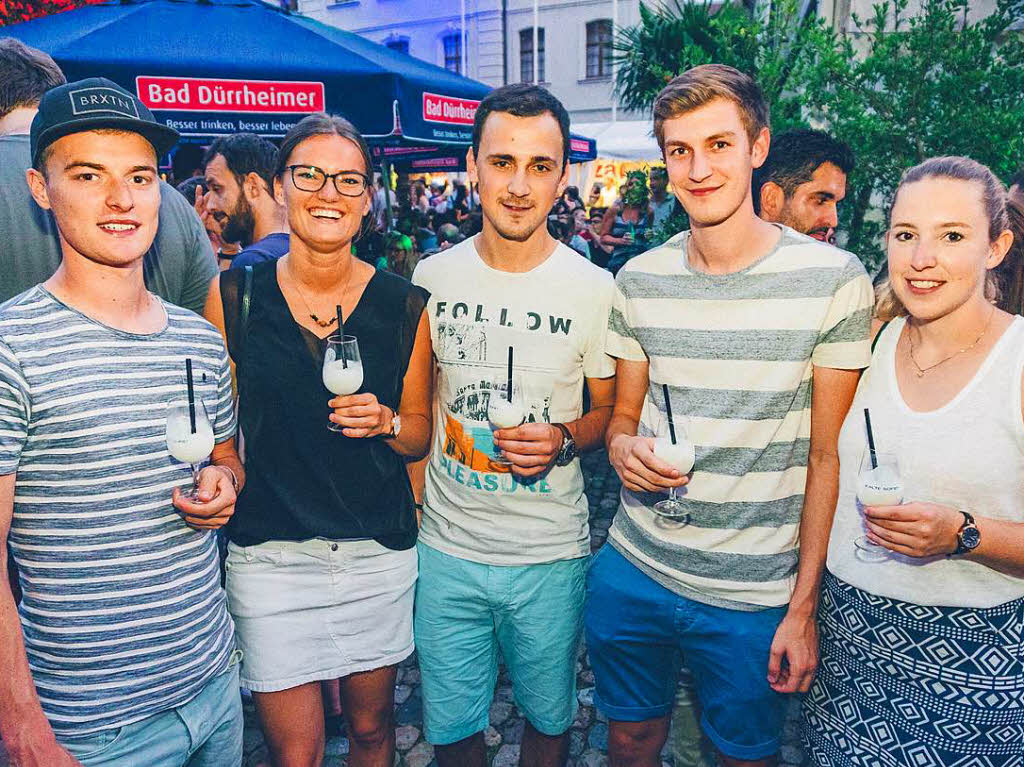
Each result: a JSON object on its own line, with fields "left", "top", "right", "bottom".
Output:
{"left": 553, "top": 423, "right": 575, "bottom": 466}
{"left": 952, "top": 510, "right": 978, "bottom": 556}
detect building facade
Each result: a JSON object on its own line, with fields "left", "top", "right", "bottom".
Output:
{"left": 296, "top": 0, "right": 641, "bottom": 122}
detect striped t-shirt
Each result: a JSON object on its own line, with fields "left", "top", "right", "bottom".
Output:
{"left": 0, "top": 287, "right": 237, "bottom": 736}
{"left": 607, "top": 226, "right": 872, "bottom": 609}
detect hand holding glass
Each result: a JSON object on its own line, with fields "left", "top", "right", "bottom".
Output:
{"left": 652, "top": 417, "right": 695, "bottom": 523}
{"left": 855, "top": 449, "right": 903, "bottom": 561}
{"left": 488, "top": 375, "right": 525, "bottom": 466}
{"left": 323, "top": 336, "right": 363, "bottom": 432}
{"left": 166, "top": 398, "right": 215, "bottom": 502}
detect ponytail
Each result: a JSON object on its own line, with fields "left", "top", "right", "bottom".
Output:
{"left": 995, "top": 199, "right": 1024, "bottom": 316}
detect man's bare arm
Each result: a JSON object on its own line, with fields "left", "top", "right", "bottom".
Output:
{"left": 0, "top": 474, "right": 81, "bottom": 766}
{"left": 767, "top": 365, "right": 861, "bottom": 694}
{"left": 791, "top": 366, "right": 861, "bottom": 617}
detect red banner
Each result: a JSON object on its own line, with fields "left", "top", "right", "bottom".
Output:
{"left": 570, "top": 137, "right": 591, "bottom": 154}
{"left": 422, "top": 92, "right": 478, "bottom": 125}
{"left": 136, "top": 76, "right": 325, "bottom": 114}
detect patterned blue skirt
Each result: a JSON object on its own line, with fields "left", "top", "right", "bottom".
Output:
{"left": 803, "top": 572, "right": 1024, "bottom": 767}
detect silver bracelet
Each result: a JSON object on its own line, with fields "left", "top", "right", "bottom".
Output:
{"left": 212, "top": 464, "right": 240, "bottom": 493}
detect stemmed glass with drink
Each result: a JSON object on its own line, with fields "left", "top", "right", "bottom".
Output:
{"left": 166, "top": 359, "right": 215, "bottom": 502}
{"left": 488, "top": 347, "right": 525, "bottom": 466}
{"left": 855, "top": 409, "right": 903, "bottom": 562}
{"left": 322, "top": 307, "right": 363, "bottom": 432}
{"left": 651, "top": 383, "right": 695, "bottom": 523}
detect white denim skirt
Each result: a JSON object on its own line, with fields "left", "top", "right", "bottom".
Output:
{"left": 225, "top": 538, "right": 417, "bottom": 693}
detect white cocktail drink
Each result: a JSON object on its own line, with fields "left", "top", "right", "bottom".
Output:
{"left": 166, "top": 417, "right": 215, "bottom": 464}
{"left": 854, "top": 449, "right": 902, "bottom": 561}
{"left": 856, "top": 465, "right": 903, "bottom": 506}
{"left": 654, "top": 437, "right": 696, "bottom": 475}
{"left": 323, "top": 359, "right": 364, "bottom": 396}
{"left": 488, "top": 397, "right": 525, "bottom": 430}
{"left": 166, "top": 397, "right": 214, "bottom": 502}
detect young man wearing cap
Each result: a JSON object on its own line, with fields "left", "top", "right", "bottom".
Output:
{"left": 0, "top": 40, "right": 217, "bottom": 311}
{"left": 0, "top": 78, "right": 244, "bottom": 767}
{"left": 412, "top": 84, "right": 616, "bottom": 767}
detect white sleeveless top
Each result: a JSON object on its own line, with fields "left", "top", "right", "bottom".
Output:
{"left": 827, "top": 315, "right": 1024, "bottom": 608}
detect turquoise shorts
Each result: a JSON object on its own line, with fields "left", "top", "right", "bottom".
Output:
{"left": 414, "top": 542, "right": 587, "bottom": 745}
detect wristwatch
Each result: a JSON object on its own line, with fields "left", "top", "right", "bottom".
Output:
{"left": 386, "top": 413, "right": 402, "bottom": 439}
{"left": 950, "top": 510, "right": 981, "bottom": 556}
{"left": 553, "top": 423, "right": 577, "bottom": 467}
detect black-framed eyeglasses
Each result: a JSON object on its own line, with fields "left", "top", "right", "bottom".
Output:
{"left": 287, "top": 165, "right": 369, "bottom": 197}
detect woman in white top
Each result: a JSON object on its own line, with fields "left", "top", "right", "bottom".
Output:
{"left": 803, "top": 156, "right": 1024, "bottom": 766}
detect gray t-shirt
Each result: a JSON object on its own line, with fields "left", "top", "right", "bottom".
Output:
{"left": 0, "top": 134, "right": 217, "bottom": 314}
{"left": 0, "top": 287, "right": 237, "bottom": 736}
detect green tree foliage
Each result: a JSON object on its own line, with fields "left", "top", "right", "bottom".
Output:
{"left": 615, "top": 0, "right": 1024, "bottom": 270}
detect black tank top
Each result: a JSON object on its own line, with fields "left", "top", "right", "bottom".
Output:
{"left": 220, "top": 261, "right": 428, "bottom": 549}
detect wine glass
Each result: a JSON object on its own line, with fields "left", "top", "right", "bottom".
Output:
{"left": 487, "top": 373, "right": 526, "bottom": 466}
{"left": 855, "top": 449, "right": 903, "bottom": 562}
{"left": 323, "top": 336, "right": 363, "bottom": 432}
{"left": 166, "top": 398, "right": 215, "bottom": 502}
{"left": 651, "top": 414, "right": 695, "bottom": 523}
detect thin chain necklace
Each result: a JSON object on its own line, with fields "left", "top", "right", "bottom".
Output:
{"left": 906, "top": 305, "right": 995, "bottom": 378}
{"left": 284, "top": 257, "right": 356, "bottom": 328}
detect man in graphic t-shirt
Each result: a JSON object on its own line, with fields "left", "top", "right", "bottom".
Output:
{"left": 412, "top": 84, "right": 616, "bottom": 767}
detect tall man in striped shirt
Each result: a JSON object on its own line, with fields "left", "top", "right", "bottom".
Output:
{"left": 584, "top": 65, "right": 873, "bottom": 767}
{"left": 0, "top": 79, "right": 244, "bottom": 767}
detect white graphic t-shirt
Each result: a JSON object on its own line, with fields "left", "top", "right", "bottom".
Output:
{"left": 413, "top": 238, "right": 615, "bottom": 565}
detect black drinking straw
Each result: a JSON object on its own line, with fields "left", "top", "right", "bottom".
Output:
{"left": 506, "top": 346, "right": 514, "bottom": 403}
{"left": 185, "top": 358, "right": 196, "bottom": 434}
{"left": 863, "top": 408, "right": 877, "bottom": 469}
{"left": 662, "top": 383, "right": 677, "bottom": 444}
{"left": 336, "top": 305, "right": 348, "bottom": 368}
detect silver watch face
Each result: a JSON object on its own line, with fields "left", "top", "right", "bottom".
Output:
{"left": 392, "top": 415, "right": 401, "bottom": 437}
{"left": 960, "top": 525, "right": 981, "bottom": 550}
{"left": 558, "top": 437, "right": 576, "bottom": 465}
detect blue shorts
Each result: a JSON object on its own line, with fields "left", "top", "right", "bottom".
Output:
{"left": 414, "top": 542, "right": 587, "bottom": 745}
{"left": 59, "top": 653, "right": 242, "bottom": 767}
{"left": 584, "top": 545, "right": 787, "bottom": 761}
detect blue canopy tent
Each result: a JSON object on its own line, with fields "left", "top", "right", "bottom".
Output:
{"left": 372, "top": 132, "right": 597, "bottom": 173}
{"left": 2, "top": 0, "right": 597, "bottom": 225}
{"left": 2, "top": 0, "right": 597, "bottom": 160}
{"left": 1, "top": 0, "right": 492, "bottom": 148}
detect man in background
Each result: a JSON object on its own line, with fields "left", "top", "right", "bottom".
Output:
{"left": 753, "top": 128, "right": 854, "bottom": 244}
{"left": 198, "top": 132, "right": 288, "bottom": 270}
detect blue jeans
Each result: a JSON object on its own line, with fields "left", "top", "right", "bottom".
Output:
{"left": 59, "top": 654, "right": 243, "bottom": 767}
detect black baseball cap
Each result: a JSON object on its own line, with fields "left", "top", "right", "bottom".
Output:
{"left": 30, "top": 77, "right": 179, "bottom": 167}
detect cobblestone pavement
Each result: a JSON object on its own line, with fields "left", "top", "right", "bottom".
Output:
{"left": 0, "top": 452, "right": 807, "bottom": 767}
{"left": 241, "top": 450, "right": 809, "bottom": 767}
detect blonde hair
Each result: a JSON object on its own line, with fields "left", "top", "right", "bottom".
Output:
{"left": 653, "top": 64, "right": 769, "bottom": 150}
{"left": 876, "top": 156, "right": 1013, "bottom": 321}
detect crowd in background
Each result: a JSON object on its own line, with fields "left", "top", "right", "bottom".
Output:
{"left": 167, "top": 134, "right": 686, "bottom": 281}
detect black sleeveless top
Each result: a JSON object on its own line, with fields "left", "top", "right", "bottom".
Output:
{"left": 220, "top": 261, "right": 428, "bottom": 549}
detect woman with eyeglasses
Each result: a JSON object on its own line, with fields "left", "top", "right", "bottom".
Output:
{"left": 204, "top": 113, "right": 433, "bottom": 767}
